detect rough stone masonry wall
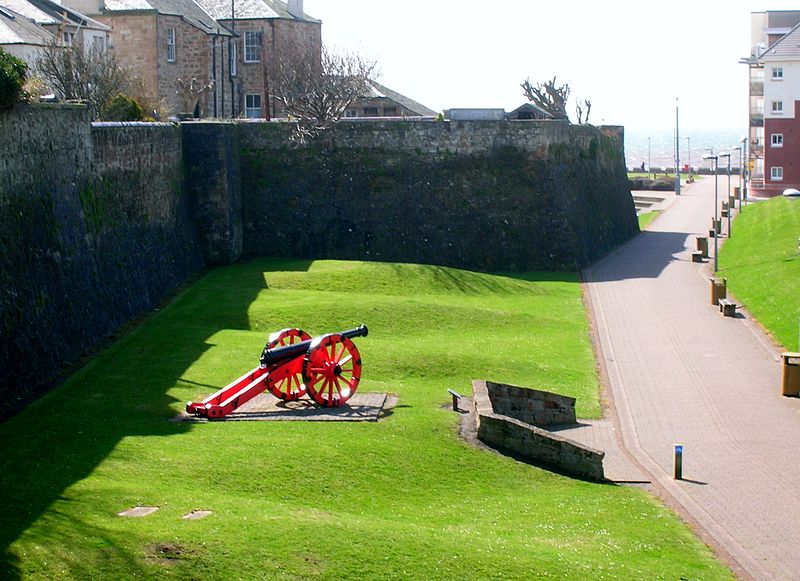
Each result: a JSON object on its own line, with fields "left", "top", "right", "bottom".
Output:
{"left": 473, "top": 380, "right": 604, "bottom": 481}
{"left": 484, "top": 380, "right": 577, "bottom": 427}
{"left": 237, "top": 120, "right": 638, "bottom": 272}
{"left": 0, "top": 105, "right": 204, "bottom": 418}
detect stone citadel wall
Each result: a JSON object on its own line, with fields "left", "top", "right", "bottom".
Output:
{"left": 1, "top": 108, "right": 636, "bottom": 417}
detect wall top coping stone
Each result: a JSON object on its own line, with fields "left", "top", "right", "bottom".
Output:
{"left": 92, "top": 121, "right": 178, "bottom": 128}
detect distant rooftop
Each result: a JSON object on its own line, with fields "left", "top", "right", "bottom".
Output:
{"left": 194, "top": 0, "right": 318, "bottom": 22}
{"left": 0, "top": 3, "right": 54, "bottom": 45}
{"left": 760, "top": 21, "right": 800, "bottom": 60}
{"left": 365, "top": 80, "right": 437, "bottom": 117}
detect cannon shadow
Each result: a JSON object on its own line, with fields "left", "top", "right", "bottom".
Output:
{"left": 0, "top": 261, "right": 314, "bottom": 579}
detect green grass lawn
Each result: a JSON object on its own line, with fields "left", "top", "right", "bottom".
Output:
{"left": 720, "top": 197, "right": 800, "bottom": 350}
{"left": 0, "top": 259, "right": 731, "bottom": 579}
{"left": 638, "top": 211, "right": 661, "bottom": 230}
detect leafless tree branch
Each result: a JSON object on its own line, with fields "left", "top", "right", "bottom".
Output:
{"left": 35, "top": 40, "right": 130, "bottom": 119}
{"left": 521, "top": 76, "right": 570, "bottom": 121}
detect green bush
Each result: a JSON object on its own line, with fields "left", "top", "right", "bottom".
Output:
{"left": 100, "top": 93, "right": 145, "bottom": 121}
{"left": 0, "top": 48, "right": 27, "bottom": 110}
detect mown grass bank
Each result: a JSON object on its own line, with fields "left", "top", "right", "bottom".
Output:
{"left": 719, "top": 197, "right": 800, "bottom": 350}
{"left": 0, "top": 259, "right": 731, "bottom": 579}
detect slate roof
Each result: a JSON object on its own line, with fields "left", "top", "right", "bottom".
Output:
{"left": 103, "top": 0, "right": 232, "bottom": 36}
{"left": 194, "top": 0, "right": 317, "bottom": 22}
{"left": 1, "top": 0, "right": 109, "bottom": 30}
{"left": 0, "top": 4, "right": 54, "bottom": 45}
{"left": 103, "top": 0, "right": 154, "bottom": 10}
{"left": 365, "top": 80, "right": 437, "bottom": 117}
{"left": 760, "top": 21, "right": 800, "bottom": 60}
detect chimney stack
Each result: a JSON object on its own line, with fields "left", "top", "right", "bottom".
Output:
{"left": 288, "top": 0, "right": 303, "bottom": 18}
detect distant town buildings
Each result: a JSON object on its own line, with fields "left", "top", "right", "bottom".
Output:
{"left": 742, "top": 10, "right": 800, "bottom": 195}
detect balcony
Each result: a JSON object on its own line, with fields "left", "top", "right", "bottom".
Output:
{"left": 749, "top": 81, "right": 764, "bottom": 96}
{"left": 750, "top": 113, "right": 764, "bottom": 127}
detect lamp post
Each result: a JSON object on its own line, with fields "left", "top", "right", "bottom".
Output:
{"left": 684, "top": 136, "right": 691, "bottom": 178}
{"left": 648, "top": 136, "right": 652, "bottom": 178}
{"left": 704, "top": 154, "right": 719, "bottom": 272}
{"left": 675, "top": 99, "right": 681, "bottom": 195}
{"left": 740, "top": 137, "right": 749, "bottom": 206}
{"left": 720, "top": 153, "right": 731, "bottom": 238}
{"left": 734, "top": 145, "right": 742, "bottom": 207}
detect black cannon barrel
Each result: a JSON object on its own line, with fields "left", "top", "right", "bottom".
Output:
{"left": 260, "top": 325, "right": 368, "bottom": 367}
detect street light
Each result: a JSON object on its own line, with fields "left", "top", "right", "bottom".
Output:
{"left": 720, "top": 153, "right": 731, "bottom": 238}
{"left": 684, "top": 136, "right": 691, "bottom": 178}
{"left": 733, "top": 145, "right": 742, "bottom": 207}
{"left": 740, "top": 137, "right": 749, "bottom": 206}
{"left": 704, "top": 154, "right": 719, "bottom": 272}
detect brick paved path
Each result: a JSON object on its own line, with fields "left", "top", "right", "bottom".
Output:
{"left": 583, "top": 177, "right": 800, "bottom": 580}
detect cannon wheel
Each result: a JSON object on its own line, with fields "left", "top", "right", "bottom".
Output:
{"left": 302, "top": 333, "right": 361, "bottom": 407}
{"left": 265, "top": 328, "right": 311, "bottom": 401}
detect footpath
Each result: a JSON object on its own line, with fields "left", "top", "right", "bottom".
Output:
{"left": 582, "top": 177, "right": 800, "bottom": 580}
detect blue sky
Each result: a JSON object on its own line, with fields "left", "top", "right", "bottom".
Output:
{"left": 304, "top": 1, "right": 795, "bottom": 133}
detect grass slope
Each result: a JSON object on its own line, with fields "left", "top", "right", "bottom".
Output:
{"left": 638, "top": 211, "right": 661, "bottom": 231}
{"left": 719, "top": 197, "right": 800, "bottom": 351}
{"left": 0, "top": 259, "right": 731, "bottom": 579}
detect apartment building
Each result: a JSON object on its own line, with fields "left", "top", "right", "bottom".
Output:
{"left": 741, "top": 10, "right": 800, "bottom": 194}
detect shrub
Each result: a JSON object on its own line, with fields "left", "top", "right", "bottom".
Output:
{"left": 0, "top": 48, "right": 27, "bottom": 110}
{"left": 101, "top": 94, "right": 145, "bottom": 121}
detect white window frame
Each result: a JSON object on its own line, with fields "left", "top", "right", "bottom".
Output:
{"left": 245, "top": 93, "right": 262, "bottom": 118}
{"left": 62, "top": 31, "right": 75, "bottom": 47}
{"left": 166, "top": 28, "right": 176, "bottom": 63}
{"left": 772, "top": 100, "right": 783, "bottom": 114}
{"left": 772, "top": 67, "right": 784, "bottom": 80}
{"left": 771, "top": 166, "right": 784, "bottom": 181}
{"left": 771, "top": 133, "right": 784, "bottom": 147}
{"left": 244, "top": 31, "right": 260, "bottom": 63}
{"left": 230, "top": 41, "right": 237, "bottom": 77}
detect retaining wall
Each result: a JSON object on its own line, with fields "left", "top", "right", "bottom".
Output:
{"left": 235, "top": 120, "right": 637, "bottom": 272}
{"left": 473, "top": 380, "right": 605, "bottom": 481}
{"left": 0, "top": 106, "right": 203, "bottom": 418}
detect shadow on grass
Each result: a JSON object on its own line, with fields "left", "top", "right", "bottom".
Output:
{"left": 0, "top": 260, "right": 313, "bottom": 579}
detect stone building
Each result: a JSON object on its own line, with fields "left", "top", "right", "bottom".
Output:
{"left": 192, "top": 0, "right": 320, "bottom": 118}
{"left": 57, "top": 0, "right": 319, "bottom": 118}
{"left": 60, "top": 0, "right": 234, "bottom": 117}
{"left": 344, "top": 80, "right": 437, "bottom": 118}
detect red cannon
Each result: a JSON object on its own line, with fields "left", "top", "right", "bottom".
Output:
{"left": 186, "top": 325, "right": 368, "bottom": 418}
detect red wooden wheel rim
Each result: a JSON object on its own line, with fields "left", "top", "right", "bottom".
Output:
{"left": 265, "top": 328, "right": 311, "bottom": 401}
{"left": 302, "top": 334, "right": 361, "bottom": 407}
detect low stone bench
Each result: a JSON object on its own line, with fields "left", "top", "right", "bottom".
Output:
{"left": 719, "top": 298, "right": 737, "bottom": 317}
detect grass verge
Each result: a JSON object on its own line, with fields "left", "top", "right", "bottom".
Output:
{"left": 0, "top": 259, "right": 731, "bottom": 579}
{"left": 638, "top": 210, "right": 661, "bottom": 230}
{"left": 719, "top": 197, "right": 800, "bottom": 350}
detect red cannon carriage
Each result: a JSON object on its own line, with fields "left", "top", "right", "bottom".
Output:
{"left": 186, "top": 325, "right": 367, "bottom": 419}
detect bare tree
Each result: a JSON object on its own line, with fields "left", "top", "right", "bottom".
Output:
{"left": 575, "top": 99, "right": 592, "bottom": 125}
{"left": 521, "top": 76, "right": 570, "bottom": 120}
{"left": 36, "top": 40, "right": 129, "bottom": 119}
{"left": 269, "top": 40, "right": 376, "bottom": 131}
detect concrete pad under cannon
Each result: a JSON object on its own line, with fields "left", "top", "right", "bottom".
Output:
{"left": 175, "top": 392, "right": 392, "bottom": 422}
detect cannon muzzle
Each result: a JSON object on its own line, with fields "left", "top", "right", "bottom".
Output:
{"left": 259, "top": 324, "right": 368, "bottom": 367}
